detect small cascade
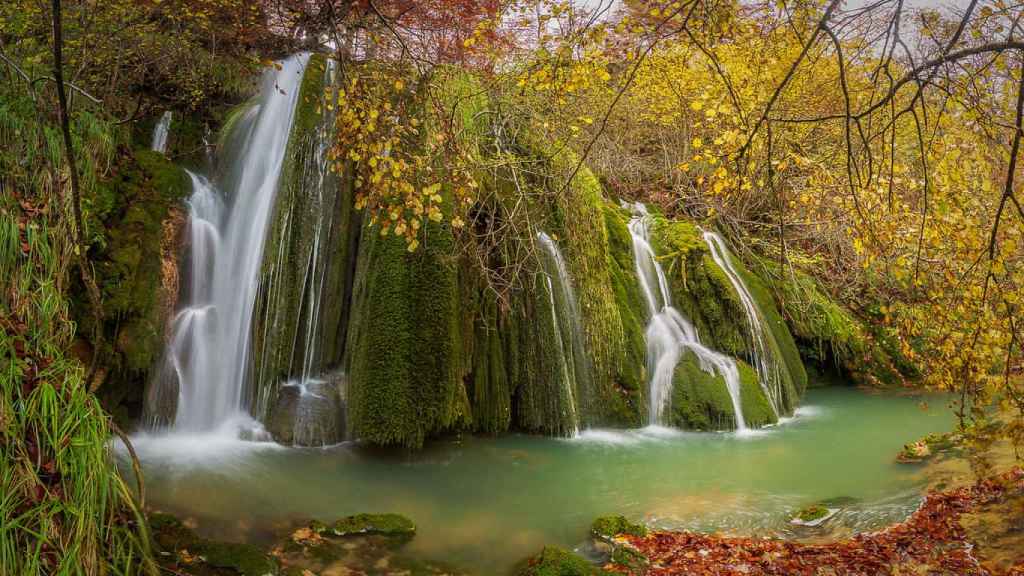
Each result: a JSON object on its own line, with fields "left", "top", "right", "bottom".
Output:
{"left": 625, "top": 203, "right": 747, "bottom": 431}
{"left": 151, "top": 111, "right": 172, "bottom": 154}
{"left": 265, "top": 375, "right": 345, "bottom": 446}
{"left": 150, "top": 54, "right": 311, "bottom": 435}
{"left": 536, "top": 231, "right": 591, "bottom": 436}
{"left": 248, "top": 57, "right": 354, "bottom": 447}
{"left": 702, "top": 230, "right": 784, "bottom": 417}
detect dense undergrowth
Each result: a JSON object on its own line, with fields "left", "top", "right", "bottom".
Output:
{"left": 0, "top": 65, "right": 153, "bottom": 575}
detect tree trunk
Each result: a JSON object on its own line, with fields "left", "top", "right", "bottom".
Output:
{"left": 50, "top": 0, "right": 106, "bottom": 388}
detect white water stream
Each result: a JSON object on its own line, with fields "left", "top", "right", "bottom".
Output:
{"left": 625, "top": 203, "right": 746, "bottom": 430}
{"left": 537, "top": 231, "right": 590, "bottom": 436}
{"left": 155, "top": 54, "right": 310, "bottom": 434}
{"left": 702, "top": 230, "right": 784, "bottom": 417}
{"left": 151, "top": 111, "right": 172, "bottom": 154}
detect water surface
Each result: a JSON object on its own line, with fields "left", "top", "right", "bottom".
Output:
{"left": 124, "top": 387, "right": 954, "bottom": 573}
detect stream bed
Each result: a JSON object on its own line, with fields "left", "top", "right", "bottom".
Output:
{"left": 122, "top": 387, "right": 955, "bottom": 573}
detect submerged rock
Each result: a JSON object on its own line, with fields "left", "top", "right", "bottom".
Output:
{"left": 897, "top": 432, "right": 962, "bottom": 463}
{"left": 149, "top": 513, "right": 279, "bottom": 576}
{"left": 328, "top": 513, "right": 415, "bottom": 538}
{"left": 790, "top": 504, "right": 839, "bottom": 527}
{"left": 275, "top": 515, "right": 464, "bottom": 576}
{"left": 515, "top": 546, "right": 614, "bottom": 576}
{"left": 267, "top": 376, "right": 345, "bottom": 447}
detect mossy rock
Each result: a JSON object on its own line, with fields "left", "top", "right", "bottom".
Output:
{"left": 754, "top": 259, "right": 921, "bottom": 388}
{"left": 150, "top": 513, "right": 279, "bottom": 575}
{"left": 646, "top": 220, "right": 806, "bottom": 417}
{"left": 329, "top": 513, "right": 416, "bottom": 537}
{"left": 201, "top": 541, "right": 279, "bottom": 576}
{"left": 669, "top": 352, "right": 776, "bottom": 430}
{"left": 591, "top": 515, "right": 647, "bottom": 538}
{"left": 515, "top": 547, "right": 612, "bottom": 576}
{"left": 791, "top": 504, "right": 838, "bottom": 527}
{"left": 76, "top": 147, "right": 190, "bottom": 427}
{"left": 150, "top": 512, "right": 201, "bottom": 552}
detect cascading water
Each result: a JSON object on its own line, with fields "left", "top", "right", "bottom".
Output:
{"left": 536, "top": 232, "right": 591, "bottom": 436}
{"left": 702, "top": 230, "right": 784, "bottom": 418}
{"left": 152, "top": 54, "right": 311, "bottom": 435}
{"left": 151, "top": 111, "right": 172, "bottom": 154}
{"left": 624, "top": 203, "right": 747, "bottom": 431}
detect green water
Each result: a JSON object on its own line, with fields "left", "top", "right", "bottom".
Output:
{"left": 126, "top": 388, "right": 955, "bottom": 573}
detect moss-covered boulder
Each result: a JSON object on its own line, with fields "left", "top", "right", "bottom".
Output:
{"left": 149, "top": 513, "right": 279, "bottom": 576}
{"left": 515, "top": 547, "right": 612, "bottom": 576}
{"left": 648, "top": 219, "right": 805, "bottom": 419}
{"left": 278, "top": 516, "right": 465, "bottom": 576}
{"left": 591, "top": 516, "right": 647, "bottom": 539}
{"left": 669, "top": 352, "right": 776, "bottom": 430}
{"left": 74, "top": 149, "right": 190, "bottom": 427}
{"left": 790, "top": 504, "right": 837, "bottom": 527}
{"left": 328, "top": 513, "right": 416, "bottom": 537}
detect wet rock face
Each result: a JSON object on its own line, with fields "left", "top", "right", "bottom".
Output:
{"left": 267, "top": 376, "right": 345, "bottom": 446}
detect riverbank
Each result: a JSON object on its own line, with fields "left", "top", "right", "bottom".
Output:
{"left": 562, "top": 467, "right": 1024, "bottom": 576}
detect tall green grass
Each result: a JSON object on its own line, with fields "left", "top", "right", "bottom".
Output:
{"left": 1, "top": 58, "right": 153, "bottom": 575}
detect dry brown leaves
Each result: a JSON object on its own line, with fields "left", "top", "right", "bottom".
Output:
{"left": 608, "top": 468, "right": 1024, "bottom": 576}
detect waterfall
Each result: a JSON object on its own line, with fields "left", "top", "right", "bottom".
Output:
{"left": 151, "top": 111, "right": 172, "bottom": 154}
{"left": 153, "top": 54, "right": 311, "bottom": 434}
{"left": 537, "top": 232, "right": 591, "bottom": 436}
{"left": 702, "top": 230, "right": 784, "bottom": 417}
{"left": 624, "top": 203, "right": 747, "bottom": 431}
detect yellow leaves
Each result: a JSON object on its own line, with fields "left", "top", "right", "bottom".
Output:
{"left": 692, "top": 137, "right": 703, "bottom": 149}
{"left": 690, "top": 100, "right": 703, "bottom": 111}
{"left": 329, "top": 69, "right": 477, "bottom": 253}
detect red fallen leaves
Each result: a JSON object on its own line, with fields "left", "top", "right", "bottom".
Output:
{"left": 610, "top": 468, "right": 1024, "bottom": 576}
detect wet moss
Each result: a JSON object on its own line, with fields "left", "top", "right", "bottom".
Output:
{"left": 516, "top": 547, "right": 612, "bottom": 576}
{"left": 249, "top": 53, "right": 362, "bottom": 421}
{"left": 591, "top": 516, "right": 647, "bottom": 538}
{"left": 76, "top": 148, "right": 189, "bottom": 426}
{"left": 150, "top": 513, "right": 279, "bottom": 576}
{"left": 330, "top": 513, "right": 416, "bottom": 537}
{"left": 649, "top": 220, "right": 746, "bottom": 357}
{"left": 670, "top": 351, "right": 737, "bottom": 430}
{"left": 738, "top": 360, "right": 775, "bottom": 427}
{"left": 602, "top": 204, "right": 646, "bottom": 426}
{"left": 345, "top": 206, "right": 471, "bottom": 446}
{"left": 795, "top": 505, "right": 830, "bottom": 523}
{"left": 649, "top": 220, "right": 805, "bottom": 416}
{"left": 737, "top": 265, "right": 807, "bottom": 401}
{"left": 755, "top": 260, "right": 919, "bottom": 387}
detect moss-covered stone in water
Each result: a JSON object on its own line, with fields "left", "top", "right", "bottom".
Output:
{"left": 150, "top": 512, "right": 201, "bottom": 552}
{"left": 516, "top": 547, "right": 612, "bottom": 576}
{"left": 647, "top": 219, "right": 805, "bottom": 417}
{"left": 795, "top": 505, "right": 830, "bottom": 523}
{"left": 330, "top": 513, "right": 416, "bottom": 537}
{"left": 150, "top": 513, "right": 279, "bottom": 575}
{"left": 200, "top": 541, "right": 279, "bottom": 576}
{"left": 669, "top": 352, "right": 775, "bottom": 430}
{"left": 591, "top": 515, "right": 647, "bottom": 538}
